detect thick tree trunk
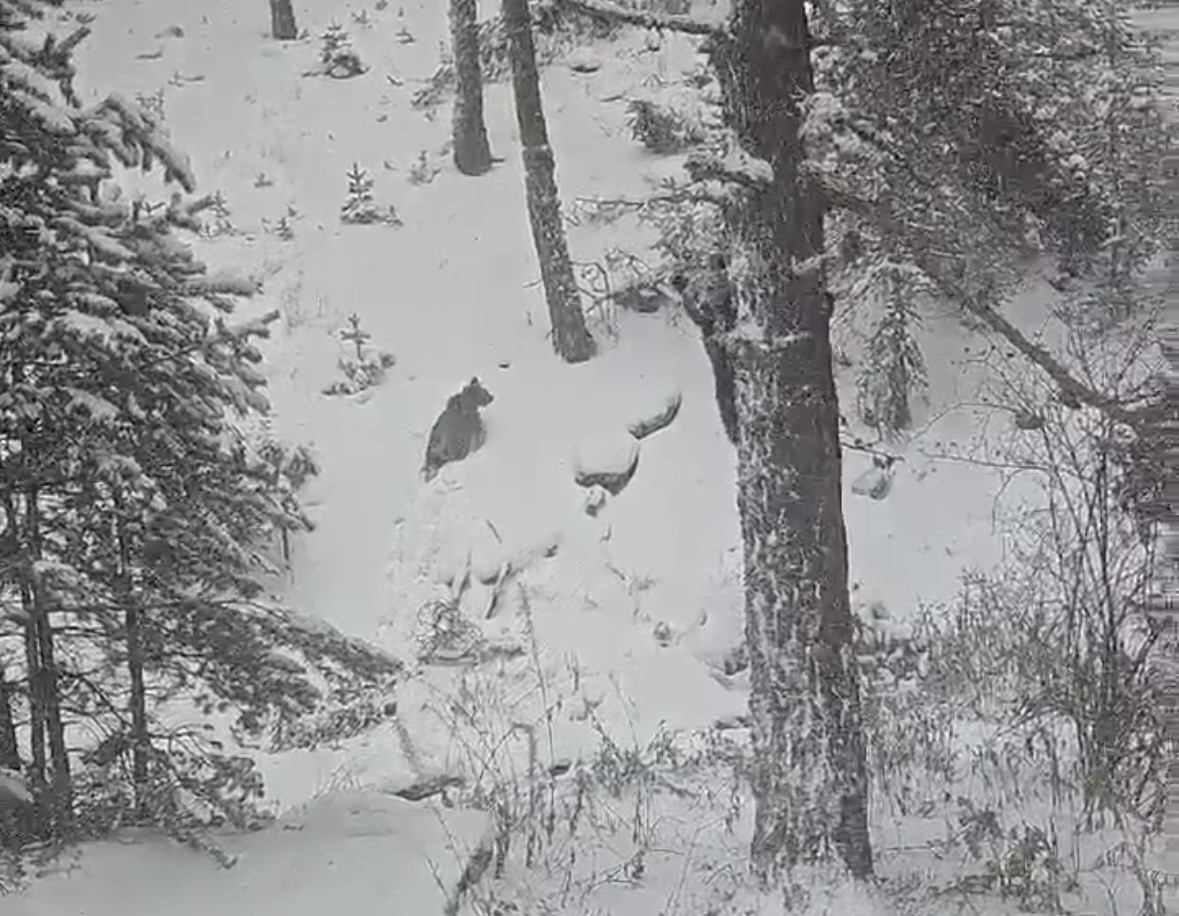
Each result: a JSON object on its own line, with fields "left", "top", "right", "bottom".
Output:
{"left": 269, "top": 0, "right": 299, "bottom": 40}
{"left": 503, "top": 0, "right": 595, "bottom": 363}
{"left": 711, "top": 0, "right": 873, "bottom": 885}
{"left": 450, "top": 0, "right": 493, "bottom": 176}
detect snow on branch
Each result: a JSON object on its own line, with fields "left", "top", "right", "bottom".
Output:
{"left": 86, "top": 92, "right": 197, "bottom": 192}
{"left": 183, "top": 268, "right": 264, "bottom": 298}
{"left": 718, "top": 324, "right": 813, "bottom": 353}
{"left": 554, "top": 0, "right": 724, "bottom": 38}
{"left": 804, "top": 161, "right": 1142, "bottom": 427}
{"left": 686, "top": 148, "right": 774, "bottom": 191}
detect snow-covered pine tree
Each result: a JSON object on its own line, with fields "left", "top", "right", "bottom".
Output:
{"left": 1, "top": 0, "right": 400, "bottom": 845}
{"left": 340, "top": 162, "right": 400, "bottom": 225}
{"left": 807, "top": 0, "right": 1170, "bottom": 317}
{"left": 319, "top": 22, "right": 364, "bottom": 79}
{"left": 503, "top": 0, "right": 595, "bottom": 363}
{"left": 853, "top": 255, "right": 929, "bottom": 438}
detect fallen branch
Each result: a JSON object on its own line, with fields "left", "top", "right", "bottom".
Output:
{"left": 554, "top": 0, "right": 724, "bottom": 37}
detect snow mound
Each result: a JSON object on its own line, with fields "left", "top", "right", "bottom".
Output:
{"left": 572, "top": 427, "right": 641, "bottom": 495}
{"left": 626, "top": 385, "right": 683, "bottom": 440}
{"left": 850, "top": 463, "right": 895, "bottom": 501}
{"left": 8, "top": 793, "right": 489, "bottom": 916}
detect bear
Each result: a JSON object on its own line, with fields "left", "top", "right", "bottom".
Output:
{"left": 421, "top": 377, "right": 495, "bottom": 481}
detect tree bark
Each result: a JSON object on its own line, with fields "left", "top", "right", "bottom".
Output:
{"left": 0, "top": 664, "right": 20, "bottom": 773}
{"left": 124, "top": 600, "right": 150, "bottom": 817}
{"left": 450, "top": 0, "right": 493, "bottom": 176}
{"left": 503, "top": 0, "right": 595, "bottom": 364}
{"left": 0, "top": 662, "right": 24, "bottom": 849}
{"left": 703, "top": 337, "right": 739, "bottom": 445}
{"left": 114, "top": 511, "right": 151, "bottom": 820}
{"left": 268, "top": 0, "right": 298, "bottom": 40}
{"left": 25, "top": 492, "right": 71, "bottom": 838}
{"left": 710, "top": 0, "right": 873, "bottom": 885}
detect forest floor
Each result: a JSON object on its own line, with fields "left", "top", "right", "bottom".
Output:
{"left": 6, "top": 0, "right": 1175, "bottom": 914}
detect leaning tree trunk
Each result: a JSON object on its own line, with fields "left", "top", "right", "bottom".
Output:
{"left": 450, "top": 0, "right": 493, "bottom": 176}
{"left": 502, "top": 0, "right": 595, "bottom": 363}
{"left": 709, "top": 0, "right": 873, "bottom": 886}
{"left": 268, "top": 0, "right": 298, "bottom": 40}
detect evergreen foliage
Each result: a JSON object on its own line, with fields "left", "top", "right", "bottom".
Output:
{"left": 0, "top": 0, "right": 399, "bottom": 850}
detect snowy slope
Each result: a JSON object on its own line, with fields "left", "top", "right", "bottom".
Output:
{"left": 7, "top": 0, "right": 1129, "bottom": 910}
{"left": 6, "top": 793, "right": 489, "bottom": 916}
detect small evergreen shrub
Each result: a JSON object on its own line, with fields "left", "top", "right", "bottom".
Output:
{"left": 319, "top": 23, "right": 365, "bottom": 79}
{"left": 340, "top": 163, "right": 403, "bottom": 226}
{"left": 626, "top": 99, "right": 705, "bottom": 155}
{"left": 852, "top": 256, "right": 929, "bottom": 438}
{"left": 322, "top": 314, "right": 396, "bottom": 397}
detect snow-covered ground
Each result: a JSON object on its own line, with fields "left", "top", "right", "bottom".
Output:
{"left": 5, "top": 0, "right": 1173, "bottom": 913}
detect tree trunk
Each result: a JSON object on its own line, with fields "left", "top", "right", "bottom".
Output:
{"left": 115, "top": 514, "right": 151, "bottom": 819}
{"left": 268, "top": 0, "right": 298, "bottom": 40}
{"left": 11, "top": 512, "right": 47, "bottom": 835}
{"left": 710, "top": 0, "right": 873, "bottom": 885}
{"left": 24, "top": 491, "right": 71, "bottom": 838}
{"left": 450, "top": 0, "right": 493, "bottom": 176}
{"left": 502, "top": 0, "right": 595, "bottom": 364}
{"left": 0, "top": 664, "right": 20, "bottom": 773}
{"left": 0, "top": 662, "right": 24, "bottom": 849}
{"left": 702, "top": 337, "right": 739, "bottom": 446}
{"left": 124, "top": 600, "right": 150, "bottom": 817}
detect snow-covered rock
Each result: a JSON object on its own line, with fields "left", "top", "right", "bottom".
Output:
{"left": 566, "top": 47, "right": 602, "bottom": 73}
{"left": 572, "top": 430, "right": 641, "bottom": 496}
{"left": 627, "top": 387, "right": 683, "bottom": 440}
{"left": 850, "top": 464, "right": 895, "bottom": 501}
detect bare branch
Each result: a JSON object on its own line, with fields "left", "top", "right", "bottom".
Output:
{"left": 554, "top": 0, "right": 724, "bottom": 38}
{"left": 809, "top": 165, "right": 1142, "bottom": 427}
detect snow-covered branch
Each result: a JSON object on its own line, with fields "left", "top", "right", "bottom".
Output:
{"left": 806, "top": 162, "right": 1141, "bottom": 427}
{"left": 686, "top": 148, "right": 774, "bottom": 191}
{"left": 554, "top": 0, "right": 724, "bottom": 37}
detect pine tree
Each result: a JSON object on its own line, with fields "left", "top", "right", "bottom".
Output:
{"left": 807, "top": 0, "right": 1169, "bottom": 311}
{"left": 540, "top": 0, "right": 1171, "bottom": 893}
{"left": 853, "top": 256, "right": 929, "bottom": 438}
{"left": 1, "top": 0, "right": 401, "bottom": 845}
{"left": 708, "top": 0, "right": 874, "bottom": 884}
{"left": 340, "top": 162, "right": 400, "bottom": 225}
{"left": 268, "top": 0, "right": 298, "bottom": 41}
{"left": 503, "top": 0, "right": 595, "bottom": 363}
{"left": 450, "top": 0, "right": 493, "bottom": 176}
{"left": 560, "top": 0, "right": 874, "bottom": 888}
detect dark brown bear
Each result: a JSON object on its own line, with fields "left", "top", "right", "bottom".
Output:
{"left": 421, "top": 377, "right": 495, "bottom": 481}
